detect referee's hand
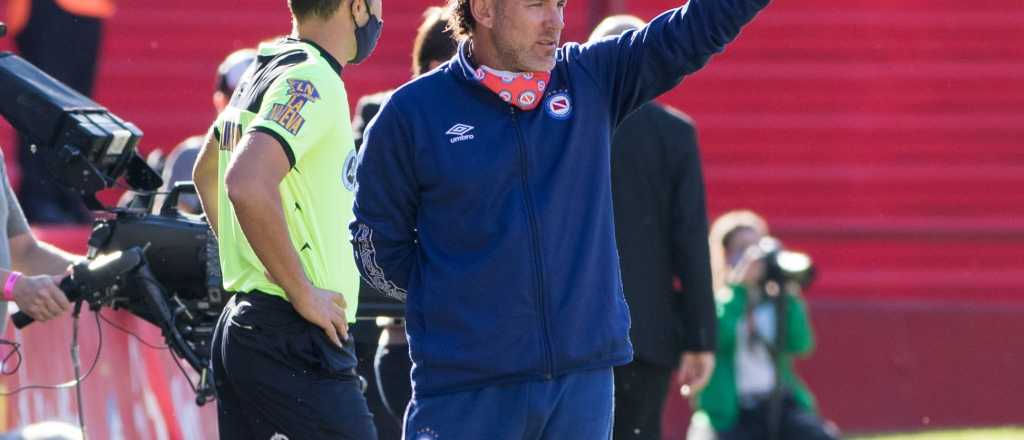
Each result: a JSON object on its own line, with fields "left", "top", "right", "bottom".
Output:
{"left": 292, "top": 287, "right": 349, "bottom": 348}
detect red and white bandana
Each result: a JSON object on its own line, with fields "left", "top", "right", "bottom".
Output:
{"left": 474, "top": 66, "right": 551, "bottom": 112}
{"left": 456, "top": 41, "right": 552, "bottom": 111}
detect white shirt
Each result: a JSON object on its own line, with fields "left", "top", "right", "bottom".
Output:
{"left": 735, "top": 302, "right": 777, "bottom": 397}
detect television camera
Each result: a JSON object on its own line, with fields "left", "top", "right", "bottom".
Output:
{"left": 0, "top": 24, "right": 406, "bottom": 405}
{"left": 0, "top": 38, "right": 223, "bottom": 405}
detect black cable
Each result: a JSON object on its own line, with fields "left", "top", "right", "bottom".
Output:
{"left": 0, "top": 339, "right": 23, "bottom": 376}
{"left": 0, "top": 311, "right": 103, "bottom": 395}
{"left": 72, "top": 304, "right": 87, "bottom": 437}
{"left": 168, "top": 349, "right": 199, "bottom": 394}
{"left": 98, "top": 310, "right": 167, "bottom": 349}
{"left": 136, "top": 273, "right": 201, "bottom": 394}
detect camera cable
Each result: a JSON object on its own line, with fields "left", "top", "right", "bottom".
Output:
{"left": 70, "top": 302, "right": 87, "bottom": 438}
{"left": 98, "top": 311, "right": 167, "bottom": 349}
{"left": 0, "top": 303, "right": 103, "bottom": 439}
{"left": 0, "top": 307, "right": 102, "bottom": 396}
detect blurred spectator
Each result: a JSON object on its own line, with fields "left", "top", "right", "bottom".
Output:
{"left": 349, "top": 7, "right": 457, "bottom": 439}
{"left": 587, "top": 15, "right": 718, "bottom": 440}
{"left": 150, "top": 48, "right": 256, "bottom": 215}
{"left": 7, "top": 0, "right": 115, "bottom": 224}
{"left": 689, "top": 210, "right": 837, "bottom": 440}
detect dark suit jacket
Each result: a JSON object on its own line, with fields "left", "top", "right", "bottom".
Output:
{"left": 610, "top": 102, "right": 717, "bottom": 368}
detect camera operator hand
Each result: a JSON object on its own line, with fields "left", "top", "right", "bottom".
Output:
{"left": 291, "top": 285, "right": 349, "bottom": 348}
{"left": 728, "top": 245, "right": 766, "bottom": 294}
{"left": 12, "top": 274, "right": 71, "bottom": 322}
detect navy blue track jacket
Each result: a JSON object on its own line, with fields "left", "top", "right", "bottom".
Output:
{"left": 351, "top": 0, "right": 771, "bottom": 396}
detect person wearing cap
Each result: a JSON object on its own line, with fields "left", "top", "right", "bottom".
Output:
{"left": 153, "top": 48, "right": 257, "bottom": 216}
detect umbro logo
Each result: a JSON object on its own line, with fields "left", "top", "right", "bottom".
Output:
{"left": 446, "top": 123, "right": 475, "bottom": 144}
{"left": 446, "top": 123, "right": 474, "bottom": 136}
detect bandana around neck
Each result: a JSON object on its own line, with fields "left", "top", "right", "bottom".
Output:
{"left": 457, "top": 41, "right": 552, "bottom": 111}
{"left": 473, "top": 65, "right": 551, "bottom": 111}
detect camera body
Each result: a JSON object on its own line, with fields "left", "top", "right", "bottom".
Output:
{"left": 87, "top": 202, "right": 226, "bottom": 373}
{"left": 755, "top": 236, "right": 816, "bottom": 291}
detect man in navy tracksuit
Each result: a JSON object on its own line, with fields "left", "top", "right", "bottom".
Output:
{"left": 351, "top": 0, "right": 771, "bottom": 437}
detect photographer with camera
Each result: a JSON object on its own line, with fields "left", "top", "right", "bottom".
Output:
{"left": 0, "top": 151, "right": 79, "bottom": 327}
{"left": 688, "top": 210, "right": 836, "bottom": 440}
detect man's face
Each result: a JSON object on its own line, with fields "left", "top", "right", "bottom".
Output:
{"left": 491, "top": 0, "right": 565, "bottom": 72}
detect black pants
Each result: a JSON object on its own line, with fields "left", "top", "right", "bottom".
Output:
{"left": 613, "top": 359, "right": 672, "bottom": 440}
{"left": 717, "top": 393, "right": 837, "bottom": 440}
{"left": 14, "top": 0, "right": 98, "bottom": 223}
{"left": 211, "top": 292, "right": 377, "bottom": 439}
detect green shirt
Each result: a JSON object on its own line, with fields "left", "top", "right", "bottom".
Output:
{"left": 694, "top": 284, "right": 819, "bottom": 432}
{"left": 212, "top": 38, "right": 360, "bottom": 322}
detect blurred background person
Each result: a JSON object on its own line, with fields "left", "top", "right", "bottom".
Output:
{"left": 6, "top": 0, "right": 114, "bottom": 224}
{"left": 688, "top": 210, "right": 837, "bottom": 440}
{"left": 151, "top": 47, "right": 257, "bottom": 215}
{"left": 588, "top": 14, "right": 718, "bottom": 440}
{"left": 349, "top": 6, "right": 457, "bottom": 438}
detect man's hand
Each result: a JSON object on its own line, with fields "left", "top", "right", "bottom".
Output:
{"left": 291, "top": 287, "right": 349, "bottom": 348}
{"left": 13, "top": 274, "right": 71, "bottom": 322}
{"left": 678, "top": 351, "right": 715, "bottom": 397}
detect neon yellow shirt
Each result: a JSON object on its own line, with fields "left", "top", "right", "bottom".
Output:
{"left": 212, "top": 38, "right": 360, "bottom": 322}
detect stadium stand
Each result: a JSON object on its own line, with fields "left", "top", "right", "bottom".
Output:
{"left": 0, "top": 0, "right": 1020, "bottom": 437}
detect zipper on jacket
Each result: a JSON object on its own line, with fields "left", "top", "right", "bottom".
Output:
{"left": 510, "top": 106, "right": 555, "bottom": 379}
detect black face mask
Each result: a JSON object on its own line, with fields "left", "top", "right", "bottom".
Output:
{"left": 350, "top": 0, "right": 383, "bottom": 64}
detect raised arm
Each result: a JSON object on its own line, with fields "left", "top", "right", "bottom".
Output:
{"left": 576, "top": 0, "right": 772, "bottom": 124}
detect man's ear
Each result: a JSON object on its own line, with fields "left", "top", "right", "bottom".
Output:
{"left": 351, "top": 0, "right": 369, "bottom": 26}
{"left": 471, "top": 0, "right": 498, "bottom": 30}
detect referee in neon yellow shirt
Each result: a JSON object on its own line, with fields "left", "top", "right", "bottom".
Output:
{"left": 192, "top": 0, "right": 383, "bottom": 437}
